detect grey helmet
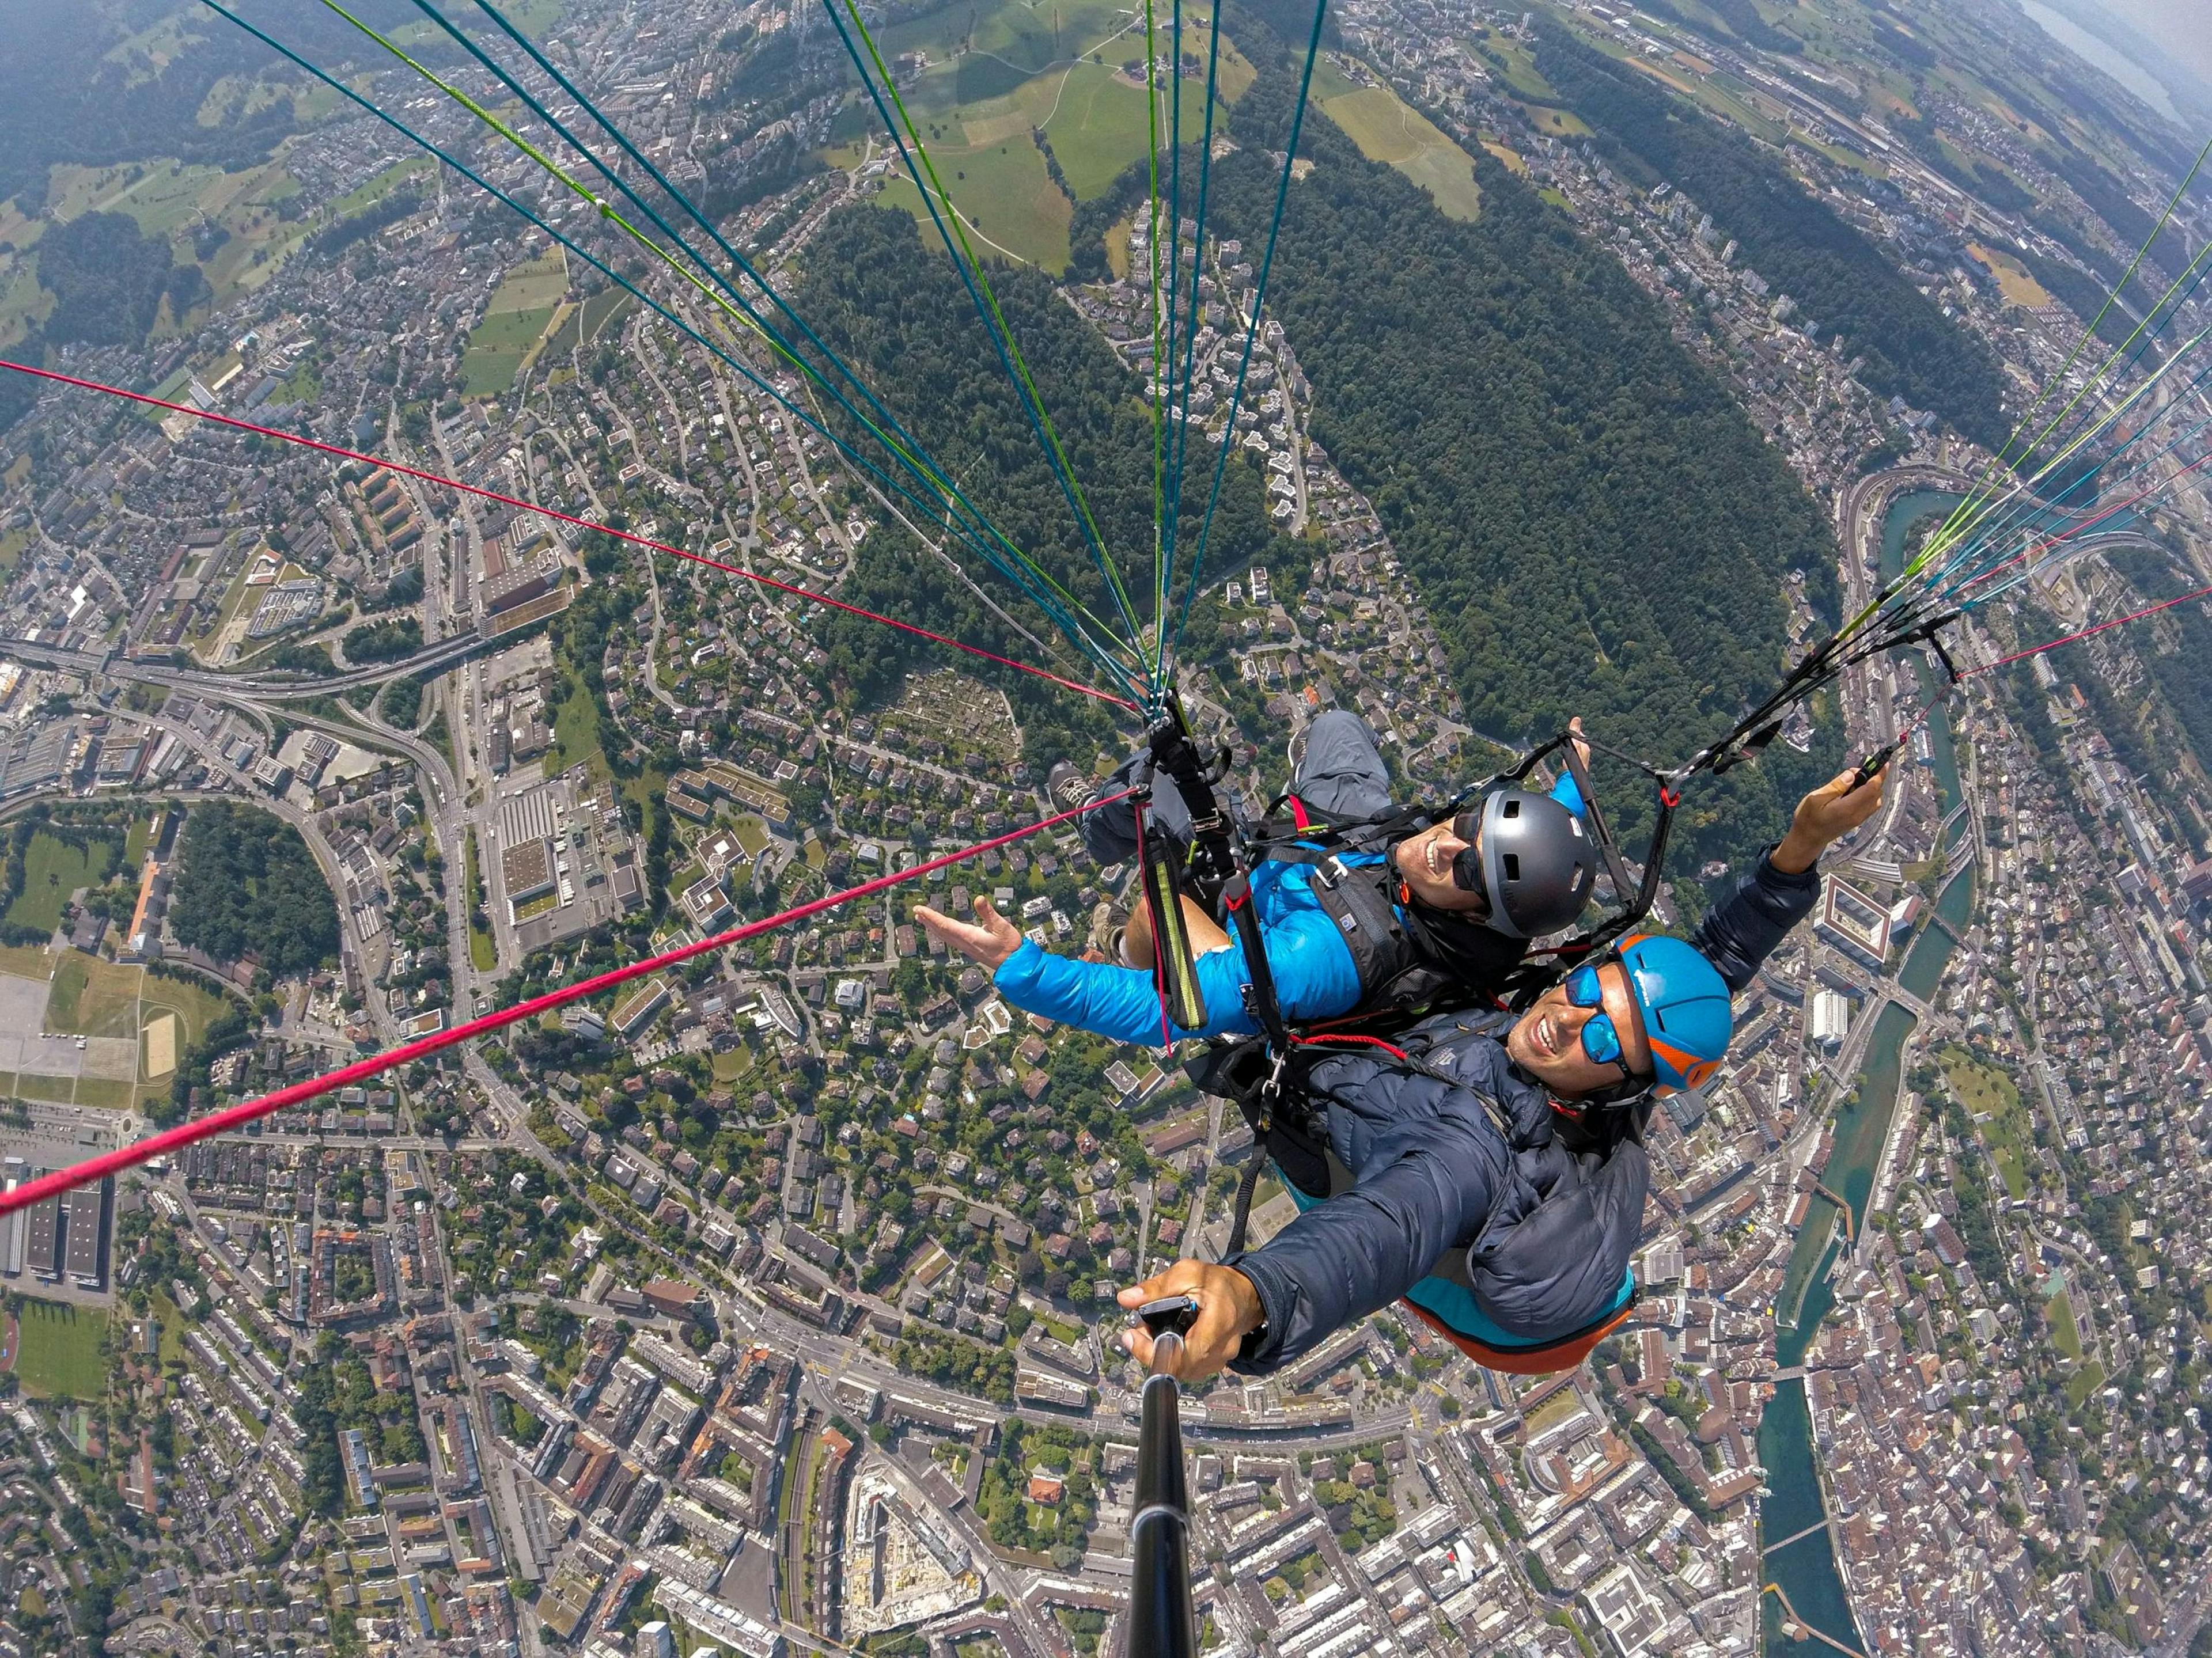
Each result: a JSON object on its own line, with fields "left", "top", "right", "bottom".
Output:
{"left": 1450, "top": 789, "right": 1597, "bottom": 939}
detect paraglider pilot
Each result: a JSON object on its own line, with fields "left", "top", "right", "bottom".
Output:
{"left": 915, "top": 710, "right": 1600, "bottom": 1044}
{"left": 1114, "top": 762, "right": 1887, "bottom": 1379}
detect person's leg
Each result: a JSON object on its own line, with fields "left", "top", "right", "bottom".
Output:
{"left": 1120, "top": 890, "right": 1230, "bottom": 969}
{"left": 1063, "top": 750, "right": 1196, "bottom": 868}
{"left": 1289, "top": 710, "right": 1394, "bottom": 822}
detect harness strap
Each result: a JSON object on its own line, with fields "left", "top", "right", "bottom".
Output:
{"left": 1224, "top": 1154, "right": 1266, "bottom": 1259}
{"left": 1222, "top": 872, "right": 1290, "bottom": 1051}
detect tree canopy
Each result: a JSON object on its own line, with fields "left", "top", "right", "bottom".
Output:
{"left": 168, "top": 802, "right": 340, "bottom": 980}
{"left": 1187, "top": 52, "right": 1844, "bottom": 861}
{"left": 1531, "top": 17, "right": 2011, "bottom": 449}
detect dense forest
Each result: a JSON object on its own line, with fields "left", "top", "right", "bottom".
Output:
{"left": 1175, "top": 35, "right": 1843, "bottom": 861}
{"left": 0, "top": 0, "right": 433, "bottom": 210}
{"left": 342, "top": 615, "right": 423, "bottom": 663}
{"left": 1529, "top": 18, "right": 2011, "bottom": 450}
{"left": 35, "top": 211, "right": 199, "bottom": 347}
{"left": 791, "top": 203, "right": 1300, "bottom": 768}
{"left": 168, "top": 802, "right": 340, "bottom": 980}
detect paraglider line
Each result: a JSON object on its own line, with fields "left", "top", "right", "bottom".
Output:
{"left": 821, "top": 0, "right": 1149, "bottom": 655}
{"left": 198, "top": 0, "right": 1139, "bottom": 699}
{"left": 0, "top": 360, "right": 1136, "bottom": 711}
{"left": 0, "top": 789, "right": 1136, "bottom": 1222}
{"left": 1968, "top": 582, "right": 2212, "bottom": 674}
{"left": 1953, "top": 446, "right": 2212, "bottom": 605}
{"left": 1165, "top": 0, "right": 1330, "bottom": 695}
{"left": 1918, "top": 132, "right": 2212, "bottom": 565}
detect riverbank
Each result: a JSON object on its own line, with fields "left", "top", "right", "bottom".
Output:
{"left": 1758, "top": 489, "right": 1978, "bottom": 1655}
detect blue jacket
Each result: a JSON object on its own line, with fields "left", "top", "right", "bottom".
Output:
{"left": 1226, "top": 847, "right": 1821, "bottom": 1373}
{"left": 993, "top": 774, "right": 1585, "bottom": 1047}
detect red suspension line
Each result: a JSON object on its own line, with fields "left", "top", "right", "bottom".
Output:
{"left": 1967, "top": 582, "right": 2212, "bottom": 674}
{"left": 0, "top": 790, "right": 1132, "bottom": 1219}
{"left": 0, "top": 359, "right": 1134, "bottom": 711}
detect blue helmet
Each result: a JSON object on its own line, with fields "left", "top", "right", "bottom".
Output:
{"left": 1618, "top": 934, "right": 1732, "bottom": 1095}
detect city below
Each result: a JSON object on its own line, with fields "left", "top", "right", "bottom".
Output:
{"left": 0, "top": 1, "right": 2207, "bottom": 1657}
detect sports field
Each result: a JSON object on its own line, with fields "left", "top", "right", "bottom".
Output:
{"left": 1314, "top": 61, "right": 1481, "bottom": 222}
{"left": 0, "top": 944, "right": 232, "bottom": 1107}
{"left": 12, "top": 1302, "right": 108, "bottom": 1401}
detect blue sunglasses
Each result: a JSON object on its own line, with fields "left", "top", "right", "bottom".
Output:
{"left": 1565, "top": 963, "right": 1643, "bottom": 1075}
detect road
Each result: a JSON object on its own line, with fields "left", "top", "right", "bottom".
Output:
{"left": 0, "top": 627, "right": 495, "bottom": 701}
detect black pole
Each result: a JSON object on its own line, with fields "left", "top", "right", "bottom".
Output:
{"left": 1126, "top": 1305, "right": 1199, "bottom": 1658}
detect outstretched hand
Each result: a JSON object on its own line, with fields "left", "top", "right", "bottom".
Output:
{"left": 1772, "top": 765, "right": 1888, "bottom": 873}
{"left": 1115, "top": 1261, "right": 1264, "bottom": 1383}
{"left": 912, "top": 896, "right": 1025, "bottom": 972}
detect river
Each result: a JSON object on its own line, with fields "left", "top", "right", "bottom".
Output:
{"left": 1758, "top": 492, "right": 1978, "bottom": 1654}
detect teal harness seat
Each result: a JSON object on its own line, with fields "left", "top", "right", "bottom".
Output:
{"left": 1286, "top": 1180, "right": 1638, "bottom": 1369}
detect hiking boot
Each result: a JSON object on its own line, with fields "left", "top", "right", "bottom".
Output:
{"left": 1047, "top": 760, "right": 1102, "bottom": 817}
{"left": 1088, "top": 901, "right": 1128, "bottom": 961}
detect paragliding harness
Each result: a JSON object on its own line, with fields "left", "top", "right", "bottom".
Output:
{"left": 1130, "top": 705, "right": 1681, "bottom": 1368}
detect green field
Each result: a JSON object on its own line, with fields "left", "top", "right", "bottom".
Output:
{"left": 577, "top": 286, "right": 635, "bottom": 346}
{"left": 878, "top": 139, "right": 1076, "bottom": 270}
{"left": 463, "top": 252, "right": 570, "bottom": 396}
{"left": 844, "top": 0, "right": 1245, "bottom": 268}
{"left": 1316, "top": 67, "right": 1482, "bottom": 222}
{"left": 488, "top": 251, "right": 569, "bottom": 313}
{"left": 329, "top": 156, "right": 434, "bottom": 219}
{"left": 5, "top": 832, "right": 119, "bottom": 935}
{"left": 1041, "top": 62, "right": 1236, "bottom": 198}
{"left": 731, "top": 814, "right": 771, "bottom": 857}
{"left": 0, "top": 255, "right": 54, "bottom": 351}
{"left": 465, "top": 833, "right": 497, "bottom": 973}
{"left": 1940, "top": 1044, "right": 2033, "bottom": 1199}
{"left": 12, "top": 1302, "right": 108, "bottom": 1401}
{"left": 1471, "top": 31, "right": 1559, "bottom": 101}
{"left": 53, "top": 158, "right": 225, "bottom": 237}
{"left": 46, "top": 953, "right": 144, "bottom": 1040}
{"left": 547, "top": 667, "right": 607, "bottom": 778}
{"left": 2046, "top": 1290, "right": 2082, "bottom": 1360}
{"left": 2065, "top": 1360, "right": 2107, "bottom": 1410}
{"left": 875, "top": 0, "right": 1147, "bottom": 88}
{"left": 537, "top": 280, "right": 634, "bottom": 369}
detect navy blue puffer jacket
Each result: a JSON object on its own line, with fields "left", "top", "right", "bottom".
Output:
{"left": 1225, "top": 847, "right": 1819, "bottom": 1374}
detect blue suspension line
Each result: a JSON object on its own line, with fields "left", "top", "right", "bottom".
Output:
{"left": 203, "top": 0, "right": 1137, "bottom": 699}
{"left": 818, "top": 0, "right": 1152, "bottom": 659}
{"left": 1161, "top": 0, "right": 1330, "bottom": 704}
{"left": 1161, "top": 0, "right": 1229, "bottom": 650}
